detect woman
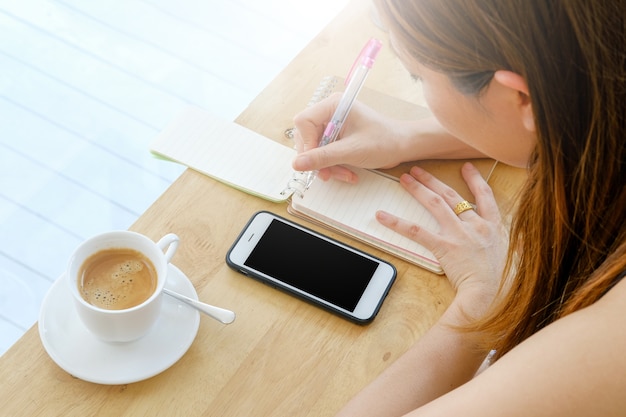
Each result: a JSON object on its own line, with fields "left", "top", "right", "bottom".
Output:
{"left": 292, "top": 0, "right": 626, "bottom": 415}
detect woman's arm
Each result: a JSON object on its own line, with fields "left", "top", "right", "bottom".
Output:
{"left": 335, "top": 289, "right": 492, "bottom": 417}
{"left": 336, "top": 162, "right": 510, "bottom": 416}
{"left": 292, "top": 98, "right": 487, "bottom": 182}
{"left": 406, "top": 277, "right": 626, "bottom": 417}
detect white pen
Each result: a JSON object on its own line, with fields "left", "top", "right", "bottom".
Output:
{"left": 304, "top": 38, "right": 383, "bottom": 189}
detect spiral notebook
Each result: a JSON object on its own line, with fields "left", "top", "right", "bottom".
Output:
{"left": 150, "top": 82, "right": 443, "bottom": 274}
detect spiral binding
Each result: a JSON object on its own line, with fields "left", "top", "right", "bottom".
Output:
{"left": 280, "top": 171, "right": 309, "bottom": 199}
{"left": 284, "top": 76, "right": 340, "bottom": 139}
{"left": 306, "top": 75, "right": 339, "bottom": 107}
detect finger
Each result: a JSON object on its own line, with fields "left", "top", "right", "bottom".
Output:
{"left": 375, "top": 210, "right": 439, "bottom": 247}
{"left": 404, "top": 167, "right": 477, "bottom": 220}
{"left": 299, "top": 165, "right": 358, "bottom": 184}
{"left": 292, "top": 116, "right": 324, "bottom": 154}
{"left": 292, "top": 134, "right": 362, "bottom": 172}
{"left": 293, "top": 95, "right": 340, "bottom": 153}
{"left": 461, "top": 162, "right": 500, "bottom": 221}
{"left": 324, "top": 165, "right": 359, "bottom": 183}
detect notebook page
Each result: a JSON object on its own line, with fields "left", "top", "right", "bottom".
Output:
{"left": 291, "top": 167, "right": 442, "bottom": 272}
{"left": 151, "top": 107, "right": 296, "bottom": 202}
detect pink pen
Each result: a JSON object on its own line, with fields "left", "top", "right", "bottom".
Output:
{"left": 304, "top": 38, "right": 383, "bottom": 189}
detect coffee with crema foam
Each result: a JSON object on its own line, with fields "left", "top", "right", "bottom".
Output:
{"left": 78, "top": 248, "right": 158, "bottom": 310}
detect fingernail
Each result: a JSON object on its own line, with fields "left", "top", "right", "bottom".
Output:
{"left": 337, "top": 171, "right": 358, "bottom": 184}
{"left": 318, "top": 170, "right": 331, "bottom": 181}
{"left": 375, "top": 211, "right": 389, "bottom": 221}
{"left": 410, "top": 166, "right": 424, "bottom": 176}
{"left": 400, "top": 173, "right": 416, "bottom": 185}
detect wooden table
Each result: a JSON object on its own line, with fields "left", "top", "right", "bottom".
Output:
{"left": 0, "top": 0, "right": 526, "bottom": 415}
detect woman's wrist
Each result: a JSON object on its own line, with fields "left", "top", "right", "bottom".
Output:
{"left": 394, "top": 117, "right": 487, "bottom": 162}
{"left": 441, "top": 286, "right": 498, "bottom": 329}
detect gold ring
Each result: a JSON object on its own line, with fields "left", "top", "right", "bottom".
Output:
{"left": 453, "top": 200, "right": 475, "bottom": 215}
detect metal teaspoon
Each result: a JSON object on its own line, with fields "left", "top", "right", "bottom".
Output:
{"left": 163, "top": 288, "right": 236, "bottom": 324}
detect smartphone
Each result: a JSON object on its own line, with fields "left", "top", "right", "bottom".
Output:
{"left": 226, "top": 211, "right": 397, "bottom": 324}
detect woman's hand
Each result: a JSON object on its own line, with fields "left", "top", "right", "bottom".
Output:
{"left": 291, "top": 95, "right": 489, "bottom": 184}
{"left": 292, "top": 95, "right": 415, "bottom": 182}
{"left": 377, "top": 163, "right": 508, "bottom": 312}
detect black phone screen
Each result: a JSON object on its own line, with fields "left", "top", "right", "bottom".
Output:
{"left": 244, "top": 219, "right": 378, "bottom": 312}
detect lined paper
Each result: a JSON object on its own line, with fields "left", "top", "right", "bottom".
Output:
{"left": 291, "top": 167, "right": 442, "bottom": 273}
{"left": 151, "top": 107, "right": 296, "bottom": 202}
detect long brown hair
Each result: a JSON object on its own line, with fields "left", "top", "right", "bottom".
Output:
{"left": 376, "top": 0, "right": 626, "bottom": 358}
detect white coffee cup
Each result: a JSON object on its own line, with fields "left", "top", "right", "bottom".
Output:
{"left": 67, "top": 231, "right": 179, "bottom": 343}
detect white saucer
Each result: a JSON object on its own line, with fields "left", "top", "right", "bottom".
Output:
{"left": 38, "top": 264, "right": 200, "bottom": 385}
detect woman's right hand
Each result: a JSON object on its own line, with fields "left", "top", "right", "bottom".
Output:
{"left": 291, "top": 94, "right": 416, "bottom": 183}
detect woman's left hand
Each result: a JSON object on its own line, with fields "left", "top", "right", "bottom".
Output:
{"left": 376, "top": 162, "right": 509, "bottom": 310}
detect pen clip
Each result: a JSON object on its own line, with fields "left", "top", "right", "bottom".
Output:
{"left": 345, "top": 38, "right": 383, "bottom": 85}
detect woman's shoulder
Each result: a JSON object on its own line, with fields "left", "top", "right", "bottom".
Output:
{"left": 413, "top": 274, "right": 626, "bottom": 416}
{"left": 597, "top": 270, "right": 626, "bottom": 308}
